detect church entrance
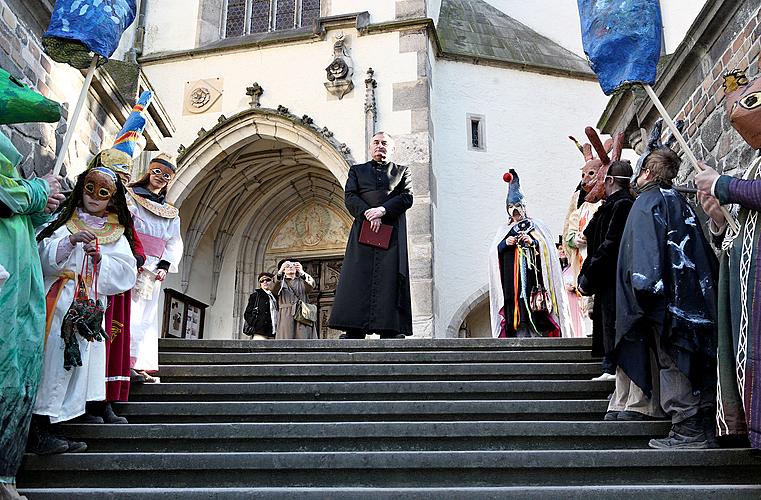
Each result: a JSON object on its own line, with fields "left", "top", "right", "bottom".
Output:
{"left": 164, "top": 107, "right": 356, "bottom": 339}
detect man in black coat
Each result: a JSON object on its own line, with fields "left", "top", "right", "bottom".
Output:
{"left": 329, "top": 132, "right": 413, "bottom": 339}
{"left": 578, "top": 161, "right": 634, "bottom": 376}
{"left": 243, "top": 272, "right": 277, "bottom": 339}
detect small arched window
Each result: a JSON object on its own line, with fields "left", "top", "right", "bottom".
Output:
{"left": 224, "top": 0, "right": 321, "bottom": 38}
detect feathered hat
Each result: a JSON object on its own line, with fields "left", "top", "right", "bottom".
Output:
{"left": 634, "top": 118, "right": 684, "bottom": 182}
{"left": 503, "top": 169, "right": 524, "bottom": 207}
{"left": 101, "top": 90, "right": 153, "bottom": 175}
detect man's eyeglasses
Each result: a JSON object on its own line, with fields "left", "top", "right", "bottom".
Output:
{"left": 151, "top": 168, "right": 173, "bottom": 180}
{"left": 259, "top": 278, "right": 272, "bottom": 284}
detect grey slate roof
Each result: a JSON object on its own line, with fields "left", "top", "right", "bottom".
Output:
{"left": 437, "top": 0, "right": 594, "bottom": 77}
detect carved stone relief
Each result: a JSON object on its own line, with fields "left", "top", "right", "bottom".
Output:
{"left": 267, "top": 202, "right": 352, "bottom": 254}
{"left": 183, "top": 78, "right": 223, "bottom": 115}
{"left": 324, "top": 32, "right": 354, "bottom": 99}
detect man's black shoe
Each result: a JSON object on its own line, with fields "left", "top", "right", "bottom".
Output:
{"left": 70, "top": 413, "right": 104, "bottom": 424}
{"left": 617, "top": 410, "right": 664, "bottom": 421}
{"left": 379, "top": 333, "right": 405, "bottom": 339}
{"left": 603, "top": 411, "right": 619, "bottom": 421}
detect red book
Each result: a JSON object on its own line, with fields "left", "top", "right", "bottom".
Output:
{"left": 359, "top": 220, "right": 392, "bottom": 250}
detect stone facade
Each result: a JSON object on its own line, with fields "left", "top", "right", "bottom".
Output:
{"left": 1, "top": 0, "right": 109, "bottom": 177}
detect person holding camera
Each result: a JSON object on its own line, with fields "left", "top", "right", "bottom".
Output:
{"left": 273, "top": 260, "right": 317, "bottom": 340}
{"left": 243, "top": 272, "right": 278, "bottom": 339}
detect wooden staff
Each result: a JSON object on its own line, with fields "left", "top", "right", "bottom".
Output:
{"left": 643, "top": 84, "right": 739, "bottom": 233}
{"left": 52, "top": 55, "right": 99, "bottom": 176}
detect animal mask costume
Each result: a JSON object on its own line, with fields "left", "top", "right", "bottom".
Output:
{"left": 724, "top": 69, "right": 761, "bottom": 149}
{"left": 634, "top": 118, "right": 685, "bottom": 183}
{"left": 504, "top": 169, "right": 526, "bottom": 220}
{"left": 569, "top": 128, "right": 624, "bottom": 203}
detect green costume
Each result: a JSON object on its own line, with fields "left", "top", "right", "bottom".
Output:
{"left": 0, "top": 131, "right": 50, "bottom": 483}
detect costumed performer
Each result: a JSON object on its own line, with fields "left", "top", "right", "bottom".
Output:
{"left": 128, "top": 153, "right": 183, "bottom": 382}
{"left": 91, "top": 93, "right": 150, "bottom": 421}
{"left": 0, "top": 68, "right": 63, "bottom": 499}
{"left": 695, "top": 69, "right": 761, "bottom": 449}
{"left": 0, "top": 134, "right": 64, "bottom": 494}
{"left": 577, "top": 160, "right": 635, "bottom": 388}
{"left": 488, "top": 169, "right": 571, "bottom": 338}
{"left": 556, "top": 239, "right": 583, "bottom": 338}
{"left": 28, "top": 166, "right": 138, "bottom": 454}
{"left": 617, "top": 144, "right": 718, "bottom": 448}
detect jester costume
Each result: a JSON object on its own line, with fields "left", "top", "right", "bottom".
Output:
{"left": 714, "top": 70, "right": 761, "bottom": 448}
{"left": 489, "top": 170, "right": 572, "bottom": 338}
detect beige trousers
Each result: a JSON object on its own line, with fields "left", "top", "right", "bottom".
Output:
{"left": 607, "top": 349, "right": 666, "bottom": 418}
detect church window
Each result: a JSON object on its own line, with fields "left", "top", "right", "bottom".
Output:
{"left": 224, "top": 0, "right": 321, "bottom": 38}
{"left": 467, "top": 114, "right": 486, "bottom": 151}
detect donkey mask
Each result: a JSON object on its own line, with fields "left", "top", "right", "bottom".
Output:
{"left": 569, "top": 127, "right": 624, "bottom": 204}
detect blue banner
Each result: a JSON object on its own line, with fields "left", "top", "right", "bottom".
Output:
{"left": 578, "top": 0, "right": 663, "bottom": 95}
{"left": 44, "top": 0, "right": 137, "bottom": 67}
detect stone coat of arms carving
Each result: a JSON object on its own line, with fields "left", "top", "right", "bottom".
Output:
{"left": 324, "top": 33, "right": 354, "bottom": 99}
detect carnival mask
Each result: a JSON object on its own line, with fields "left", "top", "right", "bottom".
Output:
{"left": 569, "top": 128, "right": 624, "bottom": 204}
{"left": 725, "top": 69, "right": 761, "bottom": 150}
{"left": 84, "top": 167, "right": 118, "bottom": 201}
{"left": 507, "top": 203, "right": 527, "bottom": 220}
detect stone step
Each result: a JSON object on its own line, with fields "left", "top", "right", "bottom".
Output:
{"left": 156, "top": 362, "right": 602, "bottom": 382}
{"left": 58, "top": 421, "right": 670, "bottom": 452}
{"left": 112, "top": 399, "right": 610, "bottom": 423}
{"left": 158, "top": 338, "right": 593, "bottom": 353}
{"left": 19, "top": 485, "right": 761, "bottom": 500}
{"left": 18, "top": 450, "right": 761, "bottom": 488}
{"left": 128, "top": 380, "right": 614, "bottom": 402}
{"left": 159, "top": 349, "right": 598, "bottom": 365}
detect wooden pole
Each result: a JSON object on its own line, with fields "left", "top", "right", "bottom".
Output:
{"left": 643, "top": 84, "right": 739, "bottom": 233}
{"left": 52, "top": 55, "right": 99, "bottom": 176}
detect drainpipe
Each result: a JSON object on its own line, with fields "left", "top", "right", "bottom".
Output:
{"left": 128, "top": 0, "right": 148, "bottom": 62}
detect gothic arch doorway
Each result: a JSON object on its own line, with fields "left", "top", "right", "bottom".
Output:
{"left": 166, "top": 106, "right": 355, "bottom": 338}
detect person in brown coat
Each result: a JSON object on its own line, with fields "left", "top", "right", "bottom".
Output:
{"left": 272, "top": 259, "right": 317, "bottom": 339}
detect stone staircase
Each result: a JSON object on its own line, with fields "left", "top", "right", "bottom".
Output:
{"left": 18, "top": 338, "right": 761, "bottom": 499}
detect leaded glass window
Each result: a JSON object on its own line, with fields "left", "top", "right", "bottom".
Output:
{"left": 225, "top": 0, "right": 247, "bottom": 38}
{"left": 224, "top": 0, "right": 320, "bottom": 38}
{"left": 300, "top": 0, "right": 320, "bottom": 28}
{"left": 275, "top": 0, "right": 296, "bottom": 31}
{"left": 250, "top": 0, "right": 271, "bottom": 33}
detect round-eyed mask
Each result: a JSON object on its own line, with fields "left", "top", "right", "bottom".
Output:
{"left": 84, "top": 166, "right": 118, "bottom": 201}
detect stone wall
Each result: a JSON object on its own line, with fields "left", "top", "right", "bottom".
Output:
{"left": 0, "top": 0, "right": 125, "bottom": 179}
{"left": 674, "top": 3, "right": 761, "bottom": 180}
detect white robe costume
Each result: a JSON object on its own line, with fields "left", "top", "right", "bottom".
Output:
{"left": 34, "top": 223, "right": 137, "bottom": 423}
{"left": 488, "top": 218, "right": 573, "bottom": 338}
{"left": 129, "top": 192, "right": 183, "bottom": 372}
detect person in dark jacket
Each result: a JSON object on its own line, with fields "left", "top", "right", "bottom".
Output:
{"left": 579, "top": 161, "right": 634, "bottom": 377}
{"left": 243, "top": 272, "right": 277, "bottom": 339}
{"left": 616, "top": 147, "right": 718, "bottom": 448}
{"left": 328, "top": 132, "right": 413, "bottom": 339}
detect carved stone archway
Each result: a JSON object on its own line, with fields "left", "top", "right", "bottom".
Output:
{"left": 445, "top": 284, "right": 490, "bottom": 338}
{"left": 167, "top": 106, "right": 355, "bottom": 337}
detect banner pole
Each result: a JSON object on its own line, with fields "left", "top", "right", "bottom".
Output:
{"left": 52, "top": 55, "right": 99, "bottom": 176}
{"left": 643, "top": 84, "right": 739, "bottom": 233}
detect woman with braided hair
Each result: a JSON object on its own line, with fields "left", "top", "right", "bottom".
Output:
{"left": 27, "top": 165, "right": 137, "bottom": 455}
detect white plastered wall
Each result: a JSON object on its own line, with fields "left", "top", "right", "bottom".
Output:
{"left": 142, "top": 27, "right": 419, "bottom": 337}
{"left": 430, "top": 59, "right": 610, "bottom": 337}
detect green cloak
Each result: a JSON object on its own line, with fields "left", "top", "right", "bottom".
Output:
{"left": 0, "top": 131, "right": 50, "bottom": 482}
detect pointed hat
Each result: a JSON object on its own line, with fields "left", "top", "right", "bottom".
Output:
{"left": 102, "top": 90, "right": 153, "bottom": 175}
{"left": 504, "top": 169, "right": 524, "bottom": 206}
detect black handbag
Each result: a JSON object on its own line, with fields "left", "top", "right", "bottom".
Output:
{"left": 244, "top": 293, "right": 260, "bottom": 336}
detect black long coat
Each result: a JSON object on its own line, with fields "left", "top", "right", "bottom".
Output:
{"left": 578, "top": 189, "right": 634, "bottom": 357}
{"left": 243, "top": 289, "right": 275, "bottom": 338}
{"left": 328, "top": 160, "right": 413, "bottom": 335}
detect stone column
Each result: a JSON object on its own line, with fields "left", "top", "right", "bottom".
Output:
{"left": 393, "top": 25, "right": 434, "bottom": 337}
